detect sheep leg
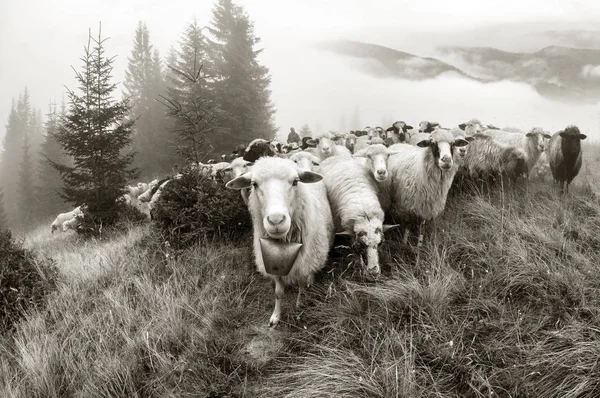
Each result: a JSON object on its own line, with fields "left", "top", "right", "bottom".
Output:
{"left": 296, "top": 279, "right": 306, "bottom": 308}
{"left": 306, "top": 272, "right": 315, "bottom": 289}
{"left": 417, "top": 220, "right": 426, "bottom": 248}
{"left": 269, "top": 276, "right": 285, "bottom": 328}
{"left": 402, "top": 228, "right": 410, "bottom": 245}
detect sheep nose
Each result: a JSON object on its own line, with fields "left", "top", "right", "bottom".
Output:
{"left": 442, "top": 155, "right": 451, "bottom": 163}
{"left": 377, "top": 169, "right": 386, "bottom": 176}
{"left": 267, "top": 213, "right": 285, "bottom": 226}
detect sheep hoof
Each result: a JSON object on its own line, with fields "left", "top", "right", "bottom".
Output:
{"left": 366, "top": 266, "right": 381, "bottom": 280}
{"left": 268, "top": 314, "right": 280, "bottom": 328}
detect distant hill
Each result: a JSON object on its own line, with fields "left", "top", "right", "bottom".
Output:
{"left": 316, "top": 40, "right": 600, "bottom": 103}
{"left": 438, "top": 45, "right": 600, "bottom": 103}
{"left": 315, "top": 40, "right": 478, "bottom": 81}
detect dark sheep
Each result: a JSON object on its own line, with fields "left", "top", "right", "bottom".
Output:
{"left": 547, "top": 125, "right": 587, "bottom": 193}
{"left": 243, "top": 139, "right": 277, "bottom": 162}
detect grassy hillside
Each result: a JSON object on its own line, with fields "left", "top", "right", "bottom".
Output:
{"left": 1, "top": 145, "right": 600, "bottom": 397}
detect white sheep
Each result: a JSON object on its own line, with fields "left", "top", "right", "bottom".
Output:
{"left": 127, "top": 185, "right": 142, "bottom": 199}
{"left": 319, "top": 156, "right": 397, "bottom": 278}
{"left": 148, "top": 179, "right": 173, "bottom": 220}
{"left": 354, "top": 135, "right": 387, "bottom": 152}
{"left": 388, "top": 129, "right": 469, "bottom": 246}
{"left": 407, "top": 132, "right": 432, "bottom": 146}
{"left": 210, "top": 161, "right": 232, "bottom": 179}
{"left": 458, "top": 118, "right": 486, "bottom": 136}
{"left": 137, "top": 182, "right": 149, "bottom": 193}
{"left": 353, "top": 144, "right": 401, "bottom": 212}
{"left": 458, "top": 133, "right": 528, "bottom": 184}
{"left": 223, "top": 157, "right": 255, "bottom": 205}
{"left": 289, "top": 151, "right": 321, "bottom": 172}
{"left": 62, "top": 213, "right": 83, "bottom": 232}
{"left": 51, "top": 205, "right": 87, "bottom": 234}
{"left": 307, "top": 132, "right": 352, "bottom": 161}
{"left": 137, "top": 180, "right": 160, "bottom": 202}
{"left": 226, "top": 157, "right": 334, "bottom": 327}
{"left": 484, "top": 127, "right": 552, "bottom": 174}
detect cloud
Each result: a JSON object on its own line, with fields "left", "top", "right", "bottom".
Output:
{"left": 581, "top": 64, "right": 600, "bottom": 78}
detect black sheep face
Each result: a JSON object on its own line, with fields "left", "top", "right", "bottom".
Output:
{"left": 559, "top": 126, "right": 587, "bottom": 159}
{"left": 243, "top": 142, "right": 276, "bottom": 162}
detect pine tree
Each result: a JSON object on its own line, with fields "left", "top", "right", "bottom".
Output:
{"left": 52, "top": 26, "right": 137, "bottom": 233}
{"left": 17, "top": 132, "right": 36, "bottom": 230}
{"left": 124, "top": 22, "right": 175, "bottom": 178}
{"left": 0, "top": 100, "right": 19, "bottom": 228}
{"left": 299, "top": 123, "right": 312, "bottom": 137}
{"left": 37, "top": 101, "right": 68, "bottom": 220}
{"left": 208, "top": 0, "right": 277, "bottom": 152}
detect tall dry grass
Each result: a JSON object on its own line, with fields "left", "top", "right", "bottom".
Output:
{"left": 0, "top": 144, "right": 599, "bottom": 397}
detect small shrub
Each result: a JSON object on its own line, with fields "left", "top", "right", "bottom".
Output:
{"left": 152, "top": 170, "right": 252, "bottom": 248}
{"left": 0, "top": 229, "right": 59, "bottom": 333}
{"left": 77, "top": 200, "right": 148, "bottom": 239}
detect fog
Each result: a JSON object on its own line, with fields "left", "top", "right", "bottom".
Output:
{"left": 269, "top": 40, "right": 600, "bottom": 140}
{"left": 2, "top": 0, "right": 600, "bottom": 149}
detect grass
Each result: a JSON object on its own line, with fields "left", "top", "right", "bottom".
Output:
{"left": 1, "top": 145, "right": 600, "bottom": 397}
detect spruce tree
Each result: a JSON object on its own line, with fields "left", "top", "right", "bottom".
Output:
{"left": 124, "top": 22, "right": 174, "bottom": 178}
{"left": 0, "top": 188, "right": 6, "bottom": 230}
{"left": 52, "top": 26, "right": 137, "bottom": 232}
{"left": 0, "top": 100, "right": 19, "bottom": 227}
{"left": 208, "top": 0, "right": 276, "bottom": 151}
{"left": 17, "top": 132, "right": 36, "bottom": 230}
{"left": 37, "top": 102, "right": 68, "bottom": 219}
{"left": 299, "top": 123, "right": 312, "bottom": 137}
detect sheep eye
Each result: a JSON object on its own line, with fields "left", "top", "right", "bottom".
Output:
{"left": 292, "top": 179, "right": 299, "bottom": 186}
{"left": 251, "top": 182, "right": 258, "bottom": 188}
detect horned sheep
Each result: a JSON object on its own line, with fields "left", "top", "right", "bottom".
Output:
{"left": 226, "top": 157, "right": 334, "bottom": 327}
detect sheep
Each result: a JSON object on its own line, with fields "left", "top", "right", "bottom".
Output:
{"left": 530, "top": 152, "right": 551, "bottom": 181}
{"left": 418, "top": 121, "right": 439, "bottom": 133}
{"left": 458, "top": 118, "right": 486, "bottom": 136}
{"left": 307, "top": 132, "right": 352, "bottom": 161}
{"left": 210, "top": 161, "right": 232, "bottom": 180}
{"left": 385, "top": 121, "right": 413, "bottom": 144}
{"left": 223, "top": 157, "right": 255, "bottom": 204}
{"left": 449, "top": 128, "right": 474, "bottom": 161}
{"left": 300, "top": 136, "right": 315, "bottom": 150}
{"left": 344, "top": 133, "right": 357, "bottom": 153}
{"left": 137, "top": 180, "right": 161, "bottom": 203}
{"left": 387, "top": 129, "right": 469, "bottom": 246}
{"left": 484, "top": 127, "right": 552, "bottom": 174}
{"left": 137, "top": 182, "right": 149, "bottom": 193}
{"left": 148, "top": 178, "right": 173, "bottom": 220}
{"left": 407, "top": 132, "right": 432, "bottom": 146}
{"left": 319, "top": 156, "right": 398, "bottom": 278}
{"left": 354, "top": 135, "right": 387, "bottom": 152}
{"left": 51, "top": 205, "right": 87, "bottom": 234}
{"left": 547, "top": 125, "right": 587, "bottom": 193}
{"left": 226, "top": 157, "right": 334, "bottom": 327}
{"left": 244, "top": 138, "right": 277, "bottom": 162}
{"left": 289, "top": 151, "right": 321, "bottom": 172}
{"left": 127, "top": 185, "right": 142, "bottom": 199}
{"left": 62, "top": 213, "right": 84, "bottom": 232}
{"left": 352, "top": 144, "right": 401, "bottom": 211}
{"left": 458, "top": 133, "right": 528, "bottom": 184}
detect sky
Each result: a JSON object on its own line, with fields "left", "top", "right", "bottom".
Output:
{"left": 1, "top": 0, "right": 600, "bottom": 147}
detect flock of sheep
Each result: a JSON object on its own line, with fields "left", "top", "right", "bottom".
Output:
{"left": 50, "top": 118, "right": 588, "bottom": 328}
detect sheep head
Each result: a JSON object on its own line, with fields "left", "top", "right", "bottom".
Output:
{"left": 289, "top": 152, "right": 320, "bottom": 172}
{"left": 459, "top": 119, "right": 485, "bottom": 136}
{"left": 353, "top": 144, "right": 400, "bottom": 182}
{"left": 223, "top": 157, "right": 254, "bottom": 178}
{"left": 558, "top": 125, "right": 587, "bottom": 158}
{"left": 526, "top": 127, "right": 553, "bottom": 152}
{"left": 449, "top": 128, "right": 475, "bottom": 158}
{"left": 226, "top": 157, "right": 323, "bottom": 240}
{"left": 307, "top": 132, "right": 335, "bottom": 157}
{"left": 337, "top": 221, "right": 400, "bottom": 278}
{"left": 417, "top": 129, "right": 469, "bottom": 171}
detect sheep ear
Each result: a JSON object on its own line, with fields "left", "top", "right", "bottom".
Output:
{"left": 465, "top": 136, "right": 475, "bottom": 142}
{"left": 525, "top": 132, "right": 533, "bottom": 137}
{"left": 405, "top": 125, "right": 413, "bottom": 130}
{"left": 226, "top": 173, "right": 252, "bottom": 190}
{"left": 559, "top": 131, "right": 567, "bottom": 138}
{"left": 246, "top": 162, "right": 255, "bottom": 167}
{"left": 580, "top": 134, "right": 587, "bottom": 140}
{"left": 416, "top": 139, "right": 433, "bottom": 148}
{"left": 336, "top": 230, "right": 353, "bottom": 236}
{"left": 222, "top": 167, "right": 232, "bottom": 172}
{"left": 311, "top": 160, "right": 320, "bottom": 166}
{"left": 298, "top": 170, "right": 323, "bottom": 184}
{"left": 382, "top": 224, "right": 401, "bottom": 233}
{"left": 353, "top": 148, "right": 368, "bottom": 157}
{"left": 458, "top": 123, "right": 467, "bottom": 131}
{"left": 306, "top": 139, "right": 318, "bottom": 146}
{"left": 453, "top": 138, "right": 470, "bottom": 147}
